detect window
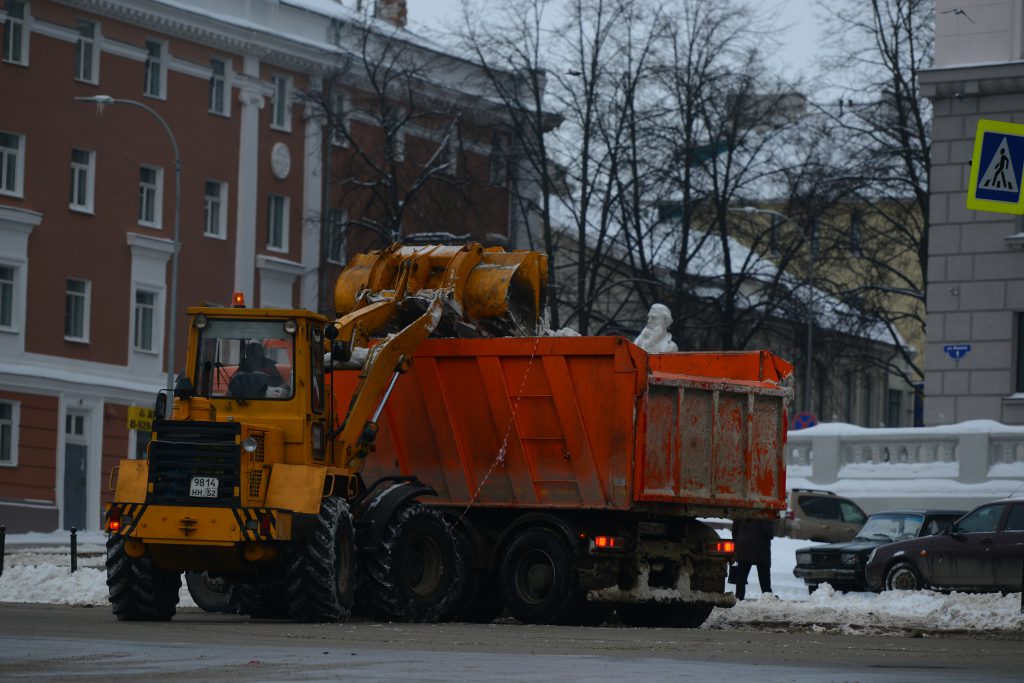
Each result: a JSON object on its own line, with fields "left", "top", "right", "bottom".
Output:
{"left": 0, "top": 400, "right": 17, "bottom": 466}
{"left": 65, "top": 278, "right": 90, "bottom": 342}
{"left": 2, "top": 0, "right": 27, "bottom": 65}
{"left": 956, "top": 504, "right": 1006, "bottom": 534}
{"left": 69, "top": 148, "right": 95, "bottom": 212}
{"left": 143, "top": 40, "right": 165, "bottom": 98}
{"left": 861, "top": 375, "right": 872, "bottom": 427}
{"left": 267, "top": 194, "right": 288, "bottom": 251}
{"left": 1005, "top": 504, "right": 1024, "bottom": 532}
{"left": 1017, "top": 313, "right": 1024, "bottom": 393}
{"left": 74, "top": 19, "right": 98, "bottom": 83}
{"left": 326, "top": 208, "right": 346, "bottom": 264}
{"left": 330, "top": 91, "right": 348, "bottom": 147}
{"left": 0, "top": 265, "right": 13, "bottom": 329}
{"left": 839, "top": 501, "right": 867, "bottom": 525}
{"left": 138, "top": 165, "right": 162, "bottom": 227}
{"left": 489, "top": 136, "right": 507, "bottom": 186}
{"left": 887, "top": 389, "right": 901, "bottom": 428}
{"left": 208, "top": 58, "right": 227, "bottom": 115}
{"left": 0, "top": 130, "right": 23, "bottom": 196}
{"left": 388, "top": 110, "right": 406, "bottom": 162}
{"left": 799, "top": 496, "right": 840, "bottom": 520}
{"left": 133, "top": 289, "right": 155, "bottom": 352}
{"left": 271, "top": 75, "right": 290, "bottom": 131}
{"left": 204, "top": 180, "right": 226, "bottom": 238}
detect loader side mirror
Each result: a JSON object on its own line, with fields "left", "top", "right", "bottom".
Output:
{"left": 331, "top": 340, "right": 351, "bottom": 364}
{"left": 154, "top": 390, "right": 167, "bottom": 419}
{"left": 324, "top": 325, "right": 339, "bottom": 340}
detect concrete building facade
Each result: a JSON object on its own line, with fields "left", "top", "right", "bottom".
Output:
{"left": 921, "top": 0, "right": 1024, "bottom": 426}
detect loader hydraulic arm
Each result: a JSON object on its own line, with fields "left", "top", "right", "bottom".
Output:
{"left": 329, "top": 243, "right": 547, "bottom": 473}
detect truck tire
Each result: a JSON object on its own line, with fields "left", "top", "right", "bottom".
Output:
{"left": 447, "top": 520, "right": 503, "bottom": 623}
{"left": 185, "top": 571, "right": 234, "bottom": 613}
{"left": 229, "top": 581, "right": 290, "bottom": 619}
{"left": 616, "top": 601, "right": 713, "bottom": 628}
{"left": 286, "top": 496, "right": 356, "bottom": 622}
{"left": 363, "top": 502, "right": 462, "bottom": 622}
{"left": 499, "top": 527, "right": 582, "bottom": 625}
{"left": 105, "top": 536, "right": 181, "bottom": 622}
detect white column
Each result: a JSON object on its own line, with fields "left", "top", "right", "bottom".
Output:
{"left": 234, "top": 55, "right": 264, "bottom": 301}
{"left": 301, "top": 75, "right": 323, "bottom": 312}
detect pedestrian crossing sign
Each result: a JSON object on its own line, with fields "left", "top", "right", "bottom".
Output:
{"left": 967, "top": 119, "right": 1024, "bottom": 214}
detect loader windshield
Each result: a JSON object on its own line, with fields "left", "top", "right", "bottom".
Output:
{"left": 193, "top": 318, "right": 295, "bottom": 401}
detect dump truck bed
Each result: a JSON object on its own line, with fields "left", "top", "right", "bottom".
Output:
{"left": 337, "top": 336, "right": 791, "bottom": 515}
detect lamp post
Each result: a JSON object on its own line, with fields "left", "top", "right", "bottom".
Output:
{"left": 76, "top": 95, "right": 181, "bottom": 419}
{"left": 730, "top": 206, "right": 815, "bottom": 414}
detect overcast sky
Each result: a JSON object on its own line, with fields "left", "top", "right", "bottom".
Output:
{"left": 404, "top": 0, "right": 828, "bottom": 83}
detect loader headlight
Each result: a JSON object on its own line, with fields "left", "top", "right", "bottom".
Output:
{"left": 284, "top": 319, "right": 297, "bottom": 334}
{"left": 243, "top": 437, "right": 259, "bottom": 453}
{"left": 194, "top": 314, "right": 208, "bottom": 330}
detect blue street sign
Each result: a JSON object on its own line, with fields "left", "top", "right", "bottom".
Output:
{"left": 944, "top": 344, "right": 971, "bottom": 361}
{"left": 791, "top": 411, "right": 818, "bottom": 430}
{"left": 968, "top": 119, "right": 1024, "bottom": 214}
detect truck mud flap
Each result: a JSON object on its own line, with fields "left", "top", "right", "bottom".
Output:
{"left": 354, "top": 477, "right": 436, "bottom": 549}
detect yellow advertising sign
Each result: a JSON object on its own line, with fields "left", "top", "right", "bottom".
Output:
{"left": 967, "top": 119, "right": 1024, "bottom": 214}
{"left": 127, "top": 406, "right": 155, "bottom": 432}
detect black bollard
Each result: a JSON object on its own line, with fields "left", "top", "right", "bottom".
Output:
{"left": 0, "top": 525, "right": 5, "bottom": 578}
{"left": 70, "top": 527, "right": 78, "bottom": 573}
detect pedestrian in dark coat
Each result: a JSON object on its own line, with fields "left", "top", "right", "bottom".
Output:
{"left": 732, "top": 518, "right": 773, "bottom": 600}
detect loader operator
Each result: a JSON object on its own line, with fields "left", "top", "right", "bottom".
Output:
{"left": 229, "top": 341, "right": 284, "bottom": 398}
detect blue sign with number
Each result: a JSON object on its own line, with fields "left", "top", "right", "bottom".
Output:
{"left": 944, "top": 344, "right": 971, "bottom": 360}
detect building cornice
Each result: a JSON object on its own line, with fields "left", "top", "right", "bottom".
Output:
{"left": 0, "top": 206, "right": 43, "bottom": 233}
{"left": 920, "top": 60, "right": 1024, "bottom": 99}
{"left": 256, "top": 254, "right": 305, "bottom": 277}
{"left": 126, "top": 231, "right": 175, "bottom": 260}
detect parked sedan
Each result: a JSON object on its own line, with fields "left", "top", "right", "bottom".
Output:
{"left": 865, "top": 498, "right": 1024, "bottom": 592}
{"left": 793, "top": 510, "right": 964, "bottom": 593}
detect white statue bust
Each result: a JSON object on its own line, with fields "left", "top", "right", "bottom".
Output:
{"left": 634, "top": 303, "right": 678, "bottom": 353}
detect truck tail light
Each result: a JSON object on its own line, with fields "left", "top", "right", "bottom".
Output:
{"left": 706, "top": 540, "right": 735, "bottom": 555}
{"left": 589, "top": 535, "right": 625, "bottom": 552}
{"left": 107, "top": 507, "right": 122, "bottom": 532}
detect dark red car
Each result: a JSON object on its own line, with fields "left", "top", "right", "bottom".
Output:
{"left": 864, "top": 498, "right": 1024, "bottom": 592}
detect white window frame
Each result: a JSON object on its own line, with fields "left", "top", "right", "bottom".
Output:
{"left": 0, "top": 130, "right": 25, "bottom": 197}
{"left": 143, "top": 39, "right": 167, "bottom": 99}
{"left": 137, "top": 165, "right": 163, "bottom": 228}
{"left": 0, "top": 263, "right": 14, "bottom": 331}
{"left": 69, "top": 148, "right": 95, "bottom": 213}
{"left": 331, "top": 91, "right": 349, "bottom": 147}
{"left": 203, "top": 179, "right": 227, "bottom": 239}
{"left": 267, "top": 194, "right": 289, "bottom": 252}
{"left": 133, "top": 288, "right": 157, "bottom": 353}
{"left": 271, "top": 74, "right": 291, "bottom": 132}
{"left": 0, "top": 399, "right": 18, "bottom": 467}
{"left": 1, "top": 0, "right": 29, "bottom": 66}
{"left": 74, "top": 18, "right": 99, "bottom": 84}
{"left": 327, "top": 208, "right": 347, "bottom": 265}
{"left": 208, "top": 58, "right": 229, "bottom": 117}
{"left": 65, "top": 277, "right": 90, "bottom": 343}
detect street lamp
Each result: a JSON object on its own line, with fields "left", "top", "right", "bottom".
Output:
{"left": 75, "top": 95, "right": 181, "bottom": 419}
{"left": 729, "top": 206, "right": 816, "bottom": 414}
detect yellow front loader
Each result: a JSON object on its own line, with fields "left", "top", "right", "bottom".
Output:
{"left": 104, "top": 243, "right": 546, "bottom": 622}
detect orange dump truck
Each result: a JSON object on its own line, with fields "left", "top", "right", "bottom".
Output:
{"left": 335, "top": 335, "right": 792, "bottom": 627}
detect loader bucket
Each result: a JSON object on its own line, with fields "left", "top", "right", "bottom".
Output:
{"left": 333, "top": 243, "right": 547, "bottom": 336}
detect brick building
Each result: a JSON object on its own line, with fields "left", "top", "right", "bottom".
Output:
{"left": 0, "top": 0, "right": 531, "bottom": 531}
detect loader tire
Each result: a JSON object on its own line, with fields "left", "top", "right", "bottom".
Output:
{"left": 106, "top": 536, "right": 181, "bottom": 622}
{"left": 286, "top": 496, "right": 356, "bottom": 622}
{"left": 499, "top": 527, "right": 582, "bottom": 625}
{"left": 363, "top": 503, "right": 462, "bottom": 622}
{"left": 616, "top": 601, "right": 713, "bottom": 628}
{"left": 185, "top": 571, "right": 234, "bottom": 613}
{"left": 229, "top": 581, "right": 290, "bottom": 619}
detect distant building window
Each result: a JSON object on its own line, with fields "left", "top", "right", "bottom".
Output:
{"left": 489, "top": 136, "right": 507, "bottom": 186}
{"left": 204, "top": 180, "right": 226, "bottom": 238}
{"left": 267, "top": 194, "right": 288, "bottom": 251}
{"left": 74, "top": 19, "right": 98, "bottom": 83}
{"left": 0, "top": 130, "right": 24, "bottom": 196}
{"left": 138, "top": 166, "right": 163, "bottom": 227}
{"left": 327, "top": 208, "right": 347, "bottom": 264}
{"left": 331, "top": 91, "right": 349, "bottom": 147}
{"left": 271, "top": 75, "right": 290, "bottom": 131}
{"left": 0, "top": 265, "right": 13, "bottom": 329}
{"left": 69, "top": 148, "right": 95, "bottom": 212}
{"left": 886, "top": 388, "right": 901, "bottom": 428}
{"left": 143, "top": 40, "right": 165, "bottom": 98}
{"left": 0, "top": 400, "right": 17, "bottom": 466}
{"left": 65, "top": 278, "right": 90, "bottom": 342}
{"left": 133, "top": 289, "right": 155, "bottom": 352}
{"left": 2, "top": 0, "right": 28, "bottom": 66}
{"left": 208, "top": 58, "right": 227, "bottom": 115}
{"left": 861, "top": 375, "right": 873, "bottom": 427}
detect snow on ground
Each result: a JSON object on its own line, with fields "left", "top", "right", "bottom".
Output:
{"left": 2, "top": 530, "right": 1021, "bottom": 633}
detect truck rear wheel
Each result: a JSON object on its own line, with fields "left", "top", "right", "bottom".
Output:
{"left": 363, "top": 503, "right": 462, "bottom": 622}
{"left": 616, "top": 602, "right": 713, "bottom": 628}
{"left": 106, "top": 537, "right": 181, "bottom": 621}
{"left": 229, "top": 581, "right": 289, "bottom": 619}
{"left": 499, "top": 527, "right": 581, "bottom": 625}
{"left": 286, "top": 496, "right": 356, "bottom": 622}
{"left": 185, "top": 571, "right": 234, "bottom": 613}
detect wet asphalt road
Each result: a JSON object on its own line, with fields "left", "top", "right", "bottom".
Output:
{"left": 0, "top": 603, "right": 1020, "bottom": 682}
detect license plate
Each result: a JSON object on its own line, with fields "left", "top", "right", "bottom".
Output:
{"left": 189, "top": 476, "right": 219, "bottom": 498}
